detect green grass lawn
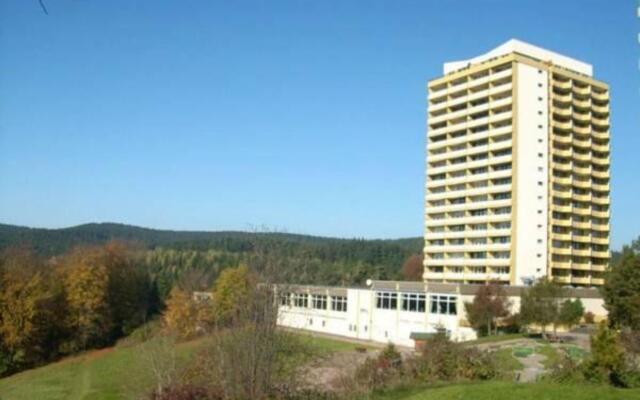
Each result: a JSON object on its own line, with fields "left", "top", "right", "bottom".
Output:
{"left": 373, "top": 381, "right": 640, "bottom": 400}
{"left": 512, "top": 347, "right": 535, "bottom": 358}
{"left": 0, "top": 333, "right": 361, "bottom": 400}
{"left": 492, "top": 348, "right": 524, "bottom": 373}
{"left": 536, "top": 345, "right": 560, "bottom": 368}
{"left": 463, "top": 333, "right": 524, "bottom": 346}
{"left": 296, "top": 333, "right": 375, "bottom": 355}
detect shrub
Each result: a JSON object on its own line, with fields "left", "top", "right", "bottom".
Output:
{"left": 584, "top": 311, "right": 595, "bottom": 324}
{"left": 412, "top": 333, "right": 499, "bottom": 382}
{"left": 544, "top": 354, "right": 586, "bottom": 384}
{"left": 545, "top": 324, "right": 640, "bottom": 388}
{"left": 353, "top": 344, "right": 404, "bottom": 390}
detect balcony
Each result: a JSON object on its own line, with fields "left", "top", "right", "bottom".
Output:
{"left": 554, "top": 80, "right": 572, "bottom": 90}
{"left": 592, "top": 209, "right": 610, "bottom": 219}
{"left": 552, "top": 217, "right": 572, "bottom": 227}
{"left": 592, "top": 169, "right": 609, "bottom": 179}
{"left": 554, "top": 276, "right": 571, "bottom": 284}
{"left": 592, "top": 156, "right": 610, "bottom": 166}
{"left": 593, "top": 182, "right": 610, "bottom": 192}
{"left": 553, "top": 247, "right": 572, "bottom": 256}
{"left": 592, "top": 250, "right": 610, "bottom": 259}
{"left": 572, "top": 220, "right": 591, "bottom": 230}
{"left": 551, "top": 232, "right": 571, "bottom": 242}
{"left": 552, "top": 147, "right": 572, "bottom": 158}
{"left": 573, "top": 112, "right": 590, "bottom": 123}
{"left": 552, "top": 92, "right": 572, "bottom": 104}
{"left": 592, "top": 117, "right": 610, "bottom": 128}
{"left": 573, "top": 137, "right": 591, "bottom": 148}
{"left": 592, "top": 222, "right": 610, "bottom": 232}
{"left": 552, "top": 120, "right": 572, "bottom": 131}
{"left": 592, "top": 104, "right": 609, "bottom": 114}
{"left": 570, "top": 276, "right": 591, "bottom": 285}
{"left": 553, "top": 190, "right": 572, "bottom": 199}
{"left": 592, "top": 130, "right": 609, "bottom": 140}
{"left": 573, "top": 165, "right": 591, "bottom": 175}
{"left": 551, "top": 261, "right": 572, "bottom": 270}
{"left": 573, "top": 85, "right": 590, "bottom": 96}
{"left": 551, "top": 175, "right": 571, "bottom": 186}
{"left": 572, "top": 152, "right": 591, "bottom": 162}
{"left": 592, "top": 236, "right": 609, "bottom": 245}
{"left": 592, "top": 90, "right": 609, "bottom": 101}
{"left": 592, "top": 142, "right": 609, "bottom": 153}
{"left": 572, "top": 98, "right": 590, "bottom": 109}
{"left": 551, "top": 203, "right": 571, "bottom": 213}
{"left": 572, "top": 248, "right": 592, "bottom": 257}
{"left": 573, "top": 125, "right": 591, "bottom": 135}
{"left": 592, "top": 196, "right": 610, "bottom": 206}
{"left": 573, "top": 179, "right": 591, "bottom": 190}
{"left": 573, "top": 207, "right": 591, "bottom": 216}
{"left": 554, "top": 108, "right": 571, "bottom": 117}
{"left": 553, "top": 134, "right": 571, "bottom": 145}
{"left": 573, "top": 193, "right": 591, "bottom": 202}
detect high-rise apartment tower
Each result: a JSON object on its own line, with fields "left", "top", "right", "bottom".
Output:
{"left": 423, "top": 39, "right": 610, "bottom": 287}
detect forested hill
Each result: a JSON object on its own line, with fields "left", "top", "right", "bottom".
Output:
{"left": 0, "top": 222, "right": 422, "bottom": 256}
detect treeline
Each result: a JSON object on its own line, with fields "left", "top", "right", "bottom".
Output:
{"left": 0, "top": 223, "right": 423, "bottom": 294}
{"left": 0, "top": 242, "right": 159, "bottom": 376}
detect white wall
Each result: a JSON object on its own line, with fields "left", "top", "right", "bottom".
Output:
{"left": 278, "top": 288, "right": 476, "bottom": 347}
{"left": 278, "top": 285, "right": 607, "bottom": 347}
{"left": 513, "top": 62, "right": 549, "bottom": 285}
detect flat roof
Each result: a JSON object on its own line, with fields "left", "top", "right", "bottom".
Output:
{"left": 443, "top": 39, "right": 593, "bottom": 77}
{"left": 279, "top": 280, "right": 603, "bottom": 299}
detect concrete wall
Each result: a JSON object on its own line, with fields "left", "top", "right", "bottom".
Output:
{"left": 513, "top": 62, "right": 549, "bottom": 285}
{"left": 277, "top": 282, "right": 607, "bottom": 347}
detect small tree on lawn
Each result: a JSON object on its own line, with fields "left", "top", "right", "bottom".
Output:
{"left": 464, "top": 282, "right": 512, "bottom": 336}
{"left": 520, "top": 277, "right": 566, "bottom": 337}
{"left": 559, "top": 298, "right": 585, "bottom": 330}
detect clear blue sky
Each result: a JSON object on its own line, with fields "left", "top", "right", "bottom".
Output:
{"left": 0, "top": 1, "right": 638, "bottom": 248}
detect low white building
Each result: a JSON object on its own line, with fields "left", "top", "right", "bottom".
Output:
{"left": 277, "top": 280, "right": 606, "bottom": 347}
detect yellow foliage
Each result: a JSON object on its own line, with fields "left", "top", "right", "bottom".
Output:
{"left": 212, "top": 265, "right": 254, "bottom": 324}
{"left": 163, "top": 287, "right": 200, "bottom": 339}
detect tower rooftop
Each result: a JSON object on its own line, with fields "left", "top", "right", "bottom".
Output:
{"left": 443, "top": 39, "right": 593, "bottom": 77}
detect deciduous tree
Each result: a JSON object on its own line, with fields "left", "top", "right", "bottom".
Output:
{"left": 602, "top": 250, "right": 640, "bottom": 330}
{"left": 402, "top": 254, "right": 424, "bottom": 281}
{"left": 520, "top": 278, "right": 566, "bottom": 336}
{"left": 464, "top": 282, "right": 511, "bottom": 336}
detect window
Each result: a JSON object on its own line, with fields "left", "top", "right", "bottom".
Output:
{"left": 311, "top": 294, "right": 327, "bottom": 310}
{"left": 293, "top": 293, "right": 308, "bottom": 308}
{"left": 331, "top": 296, "right": 347, "bottom": 312}
{"left": 401, "top": 293, "right": 426, "bottom": 312}
{"left": 429, "top": 295, "right": 457, "bottom": 315}
{"left": 279, "top": 292, "right": 290, "bottom": 306}
{"left": 375, "top": 292, "right": 398, "bottom": 310}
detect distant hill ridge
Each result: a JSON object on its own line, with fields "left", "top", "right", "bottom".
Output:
{"left": 0, "top": 222, "right": 423, "bottom": 257}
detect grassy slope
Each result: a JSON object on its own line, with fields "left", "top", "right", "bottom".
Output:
{"left": 0, "top": 334, "right": 356, "bottom": 400}
{"left": 0, "top": 338, "right": 203, "bottom": 400}
{"left": 375, "top": 381, "right": 640, "bottom": 400}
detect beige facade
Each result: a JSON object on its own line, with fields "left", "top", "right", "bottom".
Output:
{"left": 424, "top": 40, "right": 610, "bottom": 287}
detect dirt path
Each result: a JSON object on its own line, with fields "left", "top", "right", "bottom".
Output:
{"left": 517, "top": 352, "right": 546, "bottom": 383}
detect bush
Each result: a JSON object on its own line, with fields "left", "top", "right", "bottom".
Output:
{"left": 584, "top": 311, "right": 595, "bottom": 324}
{"left": 353, "top": 344, "right": 404, "bottom": 390}
{"left": 412, "top": 333, "right": 499, "bottom": 382}
{"left": 544, "top": 354, "right": 586, "bottom": 384}
{"left": 544, "top": 324, "right": 640, "bottom": 388}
